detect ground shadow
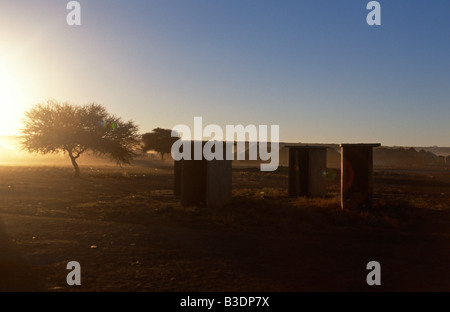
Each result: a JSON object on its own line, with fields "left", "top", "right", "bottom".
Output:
{"left": 0, "top": 218, "right": 43, "bottom": 291}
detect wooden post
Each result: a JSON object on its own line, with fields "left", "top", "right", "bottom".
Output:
{"left": 174, "top": 141, "right": 232, "bottom": 208}
{"left": 174, "top": 159, "right": 182, "bottom": 197}
{"left": 286, "top": 145, "right": 327, "bottom": 197}
{"left": 340, "top": 143, "right": 380, "bottom": 210}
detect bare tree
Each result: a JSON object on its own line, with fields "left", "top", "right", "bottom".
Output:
{"left": 21, "top": 100, "right": 140, "bottom": 176}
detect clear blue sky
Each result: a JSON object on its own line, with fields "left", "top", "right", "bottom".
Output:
{"left": 0, "top": 0, "right": 449, "bottom": 146}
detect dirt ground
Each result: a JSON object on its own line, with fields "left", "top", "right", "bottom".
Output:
{"left": 0, "top": 161, "right": 450, "bottom": 292}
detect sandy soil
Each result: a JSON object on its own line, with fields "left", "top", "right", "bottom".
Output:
{"left": 0, "top": 162, "right": 450, "bottom": 292}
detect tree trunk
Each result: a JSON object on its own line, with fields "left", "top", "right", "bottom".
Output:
{"left": 69, "top": 153, "right": 80, "bottom": 177}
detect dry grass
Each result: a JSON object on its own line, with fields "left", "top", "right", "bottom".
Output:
{"left": 1, "top": 164, "right": 450, "bottom": 291}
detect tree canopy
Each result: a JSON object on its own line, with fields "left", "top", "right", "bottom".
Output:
{"left": 21, "top": 100, "right": 140, "bottom": 176}
{"left": 142, "top": 128, "right": 180, "bottom": 160}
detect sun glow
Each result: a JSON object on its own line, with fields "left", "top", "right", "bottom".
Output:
{"left": 0, "top": 60, "right": 30, "bottom": 137}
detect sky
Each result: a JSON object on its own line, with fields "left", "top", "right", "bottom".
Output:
{"left": 0, "top": 0, "right": 449, "bottom": 146}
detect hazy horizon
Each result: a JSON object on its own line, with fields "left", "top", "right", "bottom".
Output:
{"left": 1, "top": 136, "right": 449, "bottom": 168}
{"left": 2, "top": 134, "right": 450, "bottom": 149}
